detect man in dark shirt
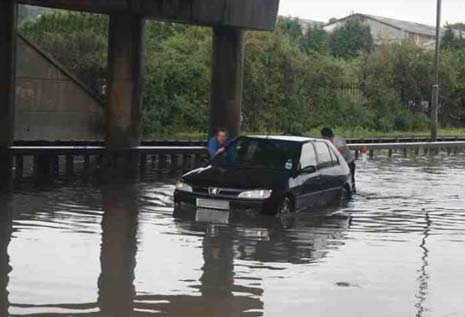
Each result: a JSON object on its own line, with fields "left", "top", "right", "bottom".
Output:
{"left": 208, "top": 128, "right": 230, "bottom": 160}
{"left": 321, "top": 127, "right": 356, "bottom": 192}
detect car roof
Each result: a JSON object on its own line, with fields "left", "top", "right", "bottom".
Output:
{"left": 245, "top": 135, "right": 320, "bottom": 143}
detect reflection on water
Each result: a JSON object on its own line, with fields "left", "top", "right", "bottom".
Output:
{"left": 98, "top": 185, "right": 139, "bottom": 316}
{"left": 1, "top": 155, "right": 465, "bottom": 316}
{"left": 0, "top": 196, "right": 12, "bottom": 316}
{"left": 415, "top": 211, "right": 431, "bottom": 317}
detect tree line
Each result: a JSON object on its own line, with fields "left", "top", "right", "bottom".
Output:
{"left": 20, "top": 12, "right": 465, "bottom": 137}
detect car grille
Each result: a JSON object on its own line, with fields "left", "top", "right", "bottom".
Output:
{"left": 192, "top": 186, "right": 242, "bottom": 197}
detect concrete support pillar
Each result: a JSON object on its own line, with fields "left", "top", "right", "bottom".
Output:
{"left": 0, "top": 1, "right": 17, "bottom": 191}
{"left": 106, "top": 13, "right": 146, "bottom": 148}
{"left": 209, "top": 27, "right": 244, "bottom": 138}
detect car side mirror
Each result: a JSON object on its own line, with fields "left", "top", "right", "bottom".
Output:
{"left": 300, "top": 165, "right": 317, "bottom": 174}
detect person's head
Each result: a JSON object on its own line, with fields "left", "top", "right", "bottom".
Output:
{"left": 216, "top": 128, "right": 228, "bottom": 144}
{"left": 321, "top": 127, "right": 335, "bottom": 140}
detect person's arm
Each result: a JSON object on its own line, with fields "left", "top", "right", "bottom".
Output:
{"left": 208, "top": 138, "right": 217, "bottom": 160}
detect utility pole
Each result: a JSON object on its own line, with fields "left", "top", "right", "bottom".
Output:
{"left": 431, "top": 0, "right": 442, "bottom": 141}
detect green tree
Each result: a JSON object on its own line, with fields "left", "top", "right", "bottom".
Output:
{"left": 442, "top": 25, "right": 465, "bottom": 51}
{"left": 449, "top": 23, "right": 465, "bottom": 32}
{"left": 276, "top": 17, "right": 304, "bottom": 42}
{"left": 301, "top": 25, "right": 329, "bottom": 54}
{"left": 18, "top": 10, "right": 465, "bottom": 137}
{"left": 329, "top": 21, "right": 374, "bottom": 59}
{"left": 20, "top": 11, "right": 109, "bottom": 94}
{"left": 143, "top": 27, "right": 212, "bottom": 136}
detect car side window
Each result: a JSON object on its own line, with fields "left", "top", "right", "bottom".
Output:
{"left": 315, "top": 142, "right": 333, "bottom": 169}
{"left": 300, "top": 143, "right": 317, "bottom": 169}
{"left": 329, "top": 146, "right": 340, "bottom": 165}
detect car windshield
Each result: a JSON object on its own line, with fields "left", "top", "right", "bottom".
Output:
{"left": 212, "top": 137, "right": 301, "bottom": 170}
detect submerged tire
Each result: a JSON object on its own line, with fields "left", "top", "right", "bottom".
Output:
{"left": 341, "top": 184, "right": 352, "bottom": 201}
{"left": 278, "top": 196, "right": 294, "bottom": 215}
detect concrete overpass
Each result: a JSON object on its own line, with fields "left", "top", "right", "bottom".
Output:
{"left": 0, "top": 0, "right": 280, "bottom": 189}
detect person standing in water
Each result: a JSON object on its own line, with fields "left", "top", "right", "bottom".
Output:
{"left": 321, "top": 127, "right": 356, "bottom": 192}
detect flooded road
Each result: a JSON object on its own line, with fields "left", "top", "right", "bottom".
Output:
{"left": 1, "top": 155, "right": 465, "bottom": 316}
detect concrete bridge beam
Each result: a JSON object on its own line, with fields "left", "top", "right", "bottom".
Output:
{"left": 106, "top": 13, "right": 146, "bottom": 148}
{"left": 209, "top": 27, "right": 244, "bottom": 138}
{"left": 0, "top": 0, "right": 17, "bottom": 191}
{"left": 17, "top": 0, "right": 280, "bottom": 31}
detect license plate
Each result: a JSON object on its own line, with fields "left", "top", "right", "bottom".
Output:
{"left": 195, "top": 208, "right": 230, "bottom": 224}
{"left": 196, "top": 198, "right": 230, "bottom": 210}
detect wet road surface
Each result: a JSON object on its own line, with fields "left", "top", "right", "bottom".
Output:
{"left": 1, "top": 155, "right": 465, "bottom": 316}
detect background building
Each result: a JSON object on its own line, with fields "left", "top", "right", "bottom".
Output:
{"left": 325, "top": 13, "right": 444, "bottom": 49}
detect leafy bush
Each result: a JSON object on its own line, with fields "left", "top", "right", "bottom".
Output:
{"left": 20, "top": 12, "right": 465, "bottom": 138}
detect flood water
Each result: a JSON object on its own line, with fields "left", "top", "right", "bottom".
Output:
{"left": 1, "top": 155, "right": 465, "bottom": 317}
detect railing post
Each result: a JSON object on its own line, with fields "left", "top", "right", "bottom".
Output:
{"left": 139, "top": 153, "right": 147, "bottom": 175}
{"left": 34, "top": 153, "right": 55, "bottom": 181}
{"left": 14, "top": 155, "right": 23, "bottom": 181}
{"left": 83, "top": 154, "right": 91, "bottom": 174}
{"left": 65, "top": 155, "right": 74, "bottom": 176}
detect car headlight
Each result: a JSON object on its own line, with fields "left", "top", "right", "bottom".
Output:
{"left": 238, "top": 190, "right": 272, "bottom": 199}
{"left": 176, "top": 180, "right": 193, "bottom": 192}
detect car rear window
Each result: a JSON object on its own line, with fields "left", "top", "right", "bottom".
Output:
{"left": 328, "top": 146, "right": 340, "bottom": 165}
{"left": 315, "top": 142, "right": 333, "bottom": 169}
{"left": 300, "top": 142, "right": 317, "bottom": 168}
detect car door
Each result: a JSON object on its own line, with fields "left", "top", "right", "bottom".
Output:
{"left": 327, "top": 144, "right": 349, "bottom": 189}
{"left": 313, "top": 141, "right": 337, "bottom": 202}
{"left": 294, "top": 142, "right": 321, "bottom": 210}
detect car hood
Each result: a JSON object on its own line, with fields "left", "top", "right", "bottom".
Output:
{"left": 181, "top": 164, "right": 293, "bottom": 189}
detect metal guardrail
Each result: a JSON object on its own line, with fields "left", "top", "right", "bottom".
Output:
{"left": 346, "top": 136, "right": 465, "bottom": 144}
{"left": 9, "top": 145, "right": 207, "bottom": 155}
{"left": 348, "top": 141, "right": 465, "bottom": 149}
{"left": 348, "top": 141, "right": 465, "bottom": 158}
{"left": 7, "top": 140, "right": 465, "bottom": 181}
{"left": 8, "top": 145, "right": 209, "bottom": 181}
{"left": 12, "top": 136, "right": 465, "bottom": 147}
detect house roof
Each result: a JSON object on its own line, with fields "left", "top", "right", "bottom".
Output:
{"left": 363, "top": 14, "right": 437, "bottom": 37}
{"left": 326, "top": 13, "right": 438, "bottom": 37}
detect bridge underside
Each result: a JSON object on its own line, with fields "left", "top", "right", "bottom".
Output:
{"left": 0, "top": 0, "right": 280, "bottom": 188}
{"left": 18, "top": 0, "right": 279, "bottom": 31}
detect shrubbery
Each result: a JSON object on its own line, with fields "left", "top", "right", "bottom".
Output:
{"left": 20, "top": 13, "right": 465, "bottom": 138}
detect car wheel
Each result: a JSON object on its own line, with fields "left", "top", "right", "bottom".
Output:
{"left": 278, "top": 196, "right": 294, "bottom": 215}
{"left": 341, "top": 184, "right": 352, "bottom": 201}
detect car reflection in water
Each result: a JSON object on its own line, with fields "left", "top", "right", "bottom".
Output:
{"left": 174, "top": 203, "right": 352, "bottom": 266}
{"left": 147, "top": 204, "right": 352, "bottom": 316}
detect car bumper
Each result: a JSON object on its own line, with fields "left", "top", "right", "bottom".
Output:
{"left": 174, "top": 190, "right": 276, "bottom": 214}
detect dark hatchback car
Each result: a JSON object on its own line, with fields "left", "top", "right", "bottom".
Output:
{"left": 174, "top": 136, "right": 352, "bottom": 215}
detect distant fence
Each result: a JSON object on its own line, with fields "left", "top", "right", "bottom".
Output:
{"left": 348, "top": 141, "right": 465, "bottom": 159}
{"left": 337, "top": 83, "right": 363, "bottom": 102}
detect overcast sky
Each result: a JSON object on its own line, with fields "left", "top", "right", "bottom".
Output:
{"left": 279, "top": 0, "right": 464, "bottom": 26}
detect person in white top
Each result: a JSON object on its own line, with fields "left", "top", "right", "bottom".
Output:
{"left": 321, "top": 127, "right": 356, "bottom": 192}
